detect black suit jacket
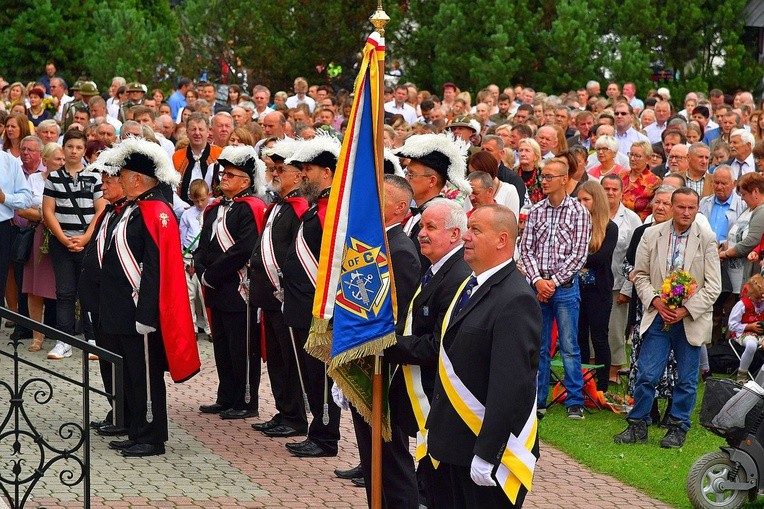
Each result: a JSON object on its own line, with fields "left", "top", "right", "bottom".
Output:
{"left": 426, "top": 260, "right": 541, "bottom": 467}
{"left": 386, "top": 247, "right": 471, "bottom": 436}
{"left": 387, "top": 224, "right": 421, "bottom": 329}
{"left": 497, "top": 162, "right": 527, "bottom": 208}
{"left": 79, "top": 202, "right": 123, "bottom": 314}
{"left": 194, "top": 196, "right": 263, "bottom": 313}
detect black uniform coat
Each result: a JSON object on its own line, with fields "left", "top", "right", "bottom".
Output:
{"left": 385, "top": 247, "right": 472, "bottom": 436}
{"left": 98, "top": 189, "right": 163, "bottom": 335}
{"left": 79, "top": 200, "right": 124, "bottom": 314}
{"left": 249, "top": 190, "right": 308, "bottom": 312}
{"left": 194, "top": 192, "right": 264, "bottom": 313}
{"left": 426, "top": 260, "right": 541, "bottom": 467}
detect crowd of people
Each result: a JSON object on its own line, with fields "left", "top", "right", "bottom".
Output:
{"left": 1, "top": 65, "right": 763, "bottom": 507}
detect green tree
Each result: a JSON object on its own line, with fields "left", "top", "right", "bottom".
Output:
{"left": 403, "top": 0, "right": 534, "bottom": 92}
{"left": 0, "top": 0, "right": 96, "bottom": 84}
{"left": 82, "top": 2, "right": 180, "bottom": 89}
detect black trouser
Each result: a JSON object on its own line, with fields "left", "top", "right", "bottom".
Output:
{"left": 92, "top": 314, "right": 130, "bottom": 428}
{"left": 417, "top": 456, "right": 449, "bottom": 509}
{"left": 210, "top": 308, "right": 260, "bottom": 412}
{"left": 350, "top": 405, "right": 418, "bottom": 509}
{"left": 110, "top": 331, "right": 168, "bottom": 445}
{"left": 0, "top": 220, "right": 12, "bottom": 307}
{"left": 262, "top": 309, "right": 307, "bottom": 431}
{"left": 578, "top": 287, "right": 612, "bottom": 392}
{"left": 49, "top": 237, "right": 93, "bottom": 340}
{"left": 10, "top": 225, "right": 30, "bottom": 336}
{"left": 433, "top": 462, "right": 526, "bottom": 509}
{"left": 294, "top": 326, "right": 340, "bottom": 452}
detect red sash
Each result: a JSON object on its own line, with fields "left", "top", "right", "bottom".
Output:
{"left": 137, "top": 200, "right": 201, "bottom": 383}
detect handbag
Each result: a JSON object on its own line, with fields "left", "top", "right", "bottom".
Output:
{"left": 11, "top": 226, "right": 36, "bottom": 263}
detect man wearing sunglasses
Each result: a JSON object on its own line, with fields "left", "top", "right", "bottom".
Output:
{"left": 614, "top": 102, "right": 650, "bottom": 156}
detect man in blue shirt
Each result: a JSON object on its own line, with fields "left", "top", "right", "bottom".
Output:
{"left": 167, "top": 78, "right": 194, "bottom": 120}
{"left": 0, "top": 151, "right": 33, "bottom": 304}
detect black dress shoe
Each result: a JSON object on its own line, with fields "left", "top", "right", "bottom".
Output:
{"left": 252, "top": 417, "right": 280, "bottom": 431}
{"left": 287, "top": 439, "right": 336, "bottom": 458}
{"left": 90, "top": 419, "right": 111, "bottom": 430}
{"left": 220, "top": 408, "right": 259, "bottom": 420}
{"left": 121, "top": 443, "right": 165, "bottom": 457}
{"left": 262, "top": 425, "right": 305, "bottom": 438}
{"left": 199, "top": 403, "right": 228, "bottom": 414}
{"left": 97, "top": 425, "right": 129, "bottom": 436}
{"left": 108, "top": 439, "right": 136, "bottom": 450}
{"left": 335, "top": 464, "right": 363, "bottom": 480}
{"left": 351, "top": 477, "right": 366, "bottom": 488}
{"left": 285, "top": 438, "right": 311, "bottom": 452}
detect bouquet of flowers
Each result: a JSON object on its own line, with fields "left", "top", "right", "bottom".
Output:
{"left": 660, "top": 269, "right": 697, "bottom": 330}
{"left": 42, "top": 96, "right": 58, "bottom": 115}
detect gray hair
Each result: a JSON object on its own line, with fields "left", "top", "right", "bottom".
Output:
{"left": 594, "top": 135, "right": 618, "bottom": 153}
{"left": 731, "top": 128, "right": 755, "bottom": 150}
{"left": 111, "top": 76, "right": 127, "bottom": 87}
{"left": 482, "top": 135, "right": 504, "bottom": 150}
{"left": 424, "top": 197, "right": 467, "bottom": 235}
{"left": 467, "top": 171, "right": 495, "bottom": 191}
{"left": 713, "top": 164, "right": 735, "bottom": 181}
{"left": 652, "top": 185, "right": 677, "bottom": 205}
{"left": 20, "top": 135, "right": 44, "bottom": 152}
{"left": 37, "top": 119, "right": 60, "bottom": 135}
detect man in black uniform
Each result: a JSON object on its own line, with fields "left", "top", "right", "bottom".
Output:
{"left": 195, "top": 145, "right": 267, "bottom": 420}
{"left": 79, "top": 160, "right": 128, "bottom": 436}
{"left": 98, "top": 137, "right": 200, "bottom": 458}
{"left": 250, "top": 138, "right": 311, "bottom": 437}
{"left": 385, "top": 197, "right": 472, "bottom": 509}
{"left": 394, "top": 133, "right": 472, "bottom": 277}
{"left": 281, "top": 134, "right": 343, "bottom": 458}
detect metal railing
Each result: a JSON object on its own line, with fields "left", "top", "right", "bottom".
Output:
{"left": 0, "top": 308, "right": 124, "bottom": 509}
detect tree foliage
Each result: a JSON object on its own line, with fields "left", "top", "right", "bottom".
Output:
{"left": 0, "top": 0, "right": 759, "bottom": 98}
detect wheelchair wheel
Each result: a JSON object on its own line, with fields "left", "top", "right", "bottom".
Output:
{"left": 686, "top": 451, "right": 750, "bottom": 509}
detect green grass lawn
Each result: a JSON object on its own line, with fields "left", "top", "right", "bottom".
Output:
{"left": 538, "top": 379, "right": 764, "bottom": 508}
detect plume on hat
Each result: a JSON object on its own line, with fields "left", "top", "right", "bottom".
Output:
{"left": 264, "top": 137, "right": 300, "bottom": 162}
{"left": 218, "top": 144, "right": 266, "bottom": 194}
{"left": 383, "top": 148, "right": 404, "bottom": 177}
{"left": 394, "top": 132, "right": 471, "bottom": 194}
{"left": 285, "top": 131, "right": 341, "bottom": 168}
{"left": 101, "top": 137, "right": 180, "bottom": 187}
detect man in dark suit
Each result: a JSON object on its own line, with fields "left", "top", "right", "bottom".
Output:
{"left": 347, "top": 174, "right": 421, "bottom": 508}
{"left": 386, "top": 197, "right": 472, "bottom": 509}
{"left": 195, "top": 146, "right": 266, "bottom": 420}
{"left": 249, "top": 138, "right": 310, "bottom": 438}
{"left": 427, "top": 204, "right": 541, "bottom": 508}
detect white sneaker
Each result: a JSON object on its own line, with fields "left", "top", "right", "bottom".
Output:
{"left": 88, "top": 340, "right": 98, "bottom": 361}
{"left": 47, "top": 341, "right": 72, "bottom": 360}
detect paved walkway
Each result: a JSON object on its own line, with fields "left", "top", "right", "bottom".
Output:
{"left": 0, "top": 326, "right": 673, "bottom": 508}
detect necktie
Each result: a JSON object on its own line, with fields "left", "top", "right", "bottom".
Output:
{"left": 221, "top": 198, "right": 233, "bottom": 208}
{"left": 421, "top": 267, "right": 434, "bottom": 287}
{"left": 410, "top": 206, "right": 422, "bottom": 217}
{"left": 454, "top": 275, "right": 478, "bottom": 316}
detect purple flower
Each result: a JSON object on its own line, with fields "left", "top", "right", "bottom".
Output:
{"left": 673, "top": 285, "right": 684, "bottom": 296}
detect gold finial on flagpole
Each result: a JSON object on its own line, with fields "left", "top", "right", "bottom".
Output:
{"left": 369, "top": 1, "right": 390, "bottom": 36}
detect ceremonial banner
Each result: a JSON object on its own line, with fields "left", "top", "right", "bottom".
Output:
{"left": 306, "top": 31, "right": 394, "bottom": 437}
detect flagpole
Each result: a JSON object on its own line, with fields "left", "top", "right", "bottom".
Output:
{"left": 370, "top": 4, "right": 389, "bottom": 509}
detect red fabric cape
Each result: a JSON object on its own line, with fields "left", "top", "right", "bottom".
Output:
{"left": 138, "top": 200, "right": 201, "bottom": 383}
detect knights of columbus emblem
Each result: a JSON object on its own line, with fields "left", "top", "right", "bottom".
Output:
{"left": 337, "top": 238, "right": 390, "bottom": 319}
{"left": 159, "top": 212, "right": 169, "bottom": 228}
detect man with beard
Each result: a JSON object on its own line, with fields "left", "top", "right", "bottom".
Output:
{"left": 281, "top": 134, "right": 343, "bottom": 458}
{"left": 249, "top": 138, "right": 311, "bottom": 438}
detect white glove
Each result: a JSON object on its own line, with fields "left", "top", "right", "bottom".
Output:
{"left": 470, "top": 455, "right": 497, "bottom": 487}
{"left": 136, "top": 322, "right": 156, "bottom": 335}
{"left": 331, "top": 383, "right": 350, "bottom": 410}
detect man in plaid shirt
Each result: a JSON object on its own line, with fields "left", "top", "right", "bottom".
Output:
{"left": 520, "top": 157, "right": 592, "bottom": 420}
